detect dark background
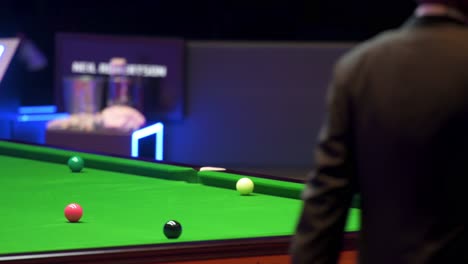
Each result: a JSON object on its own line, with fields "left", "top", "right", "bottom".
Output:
{"left": 0, "top": 0, "right": 417, "bottom": 106}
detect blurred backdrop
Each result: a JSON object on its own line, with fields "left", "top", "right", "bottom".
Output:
{"left": 0, "top": 0, "right": 418, "bottom": 177}
{"left": 0, "top": 0, "right": 416, "bottom": 103}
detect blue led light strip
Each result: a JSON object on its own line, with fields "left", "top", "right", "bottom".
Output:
{"left": 17, "top": 113, "right": 69, "bottom": 122}
{"left": 131, "top": 122, "right": 164, "bottom": 161}
{"left": 18, "top": 105, "right": 57, "bottom": 114}
{"left": 0, "top": 45, "right": 4, "bottom": 59}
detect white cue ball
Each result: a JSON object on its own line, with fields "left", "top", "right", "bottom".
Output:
{"left": 236, "top": 177, "right": 254, "bottom": 195}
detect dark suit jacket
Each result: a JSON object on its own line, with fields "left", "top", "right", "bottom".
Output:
{"left": 291, "top": 15, "right": 468, "bottom": 264}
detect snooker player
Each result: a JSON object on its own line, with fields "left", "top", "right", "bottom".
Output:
{"left": 291, "top": 0, "right": 468, "bottom": 263}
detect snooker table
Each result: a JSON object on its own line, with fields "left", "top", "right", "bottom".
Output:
{"left": 0, "top": 141, "right": 360, "bottom": 264}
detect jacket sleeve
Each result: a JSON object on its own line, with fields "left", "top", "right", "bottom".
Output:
{"left": 290, "top": 61, "right": 358, "bottom": 264}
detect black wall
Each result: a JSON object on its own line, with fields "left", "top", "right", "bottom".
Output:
{"left": 0, "top": 1, "right": 416, "bottom": 107}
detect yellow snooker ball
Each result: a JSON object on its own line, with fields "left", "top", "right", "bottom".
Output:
{"left": 236, "top": 177, "right": 254, "bottom": 195}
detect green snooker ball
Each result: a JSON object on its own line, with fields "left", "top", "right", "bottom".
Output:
{"left": 236, "top": 177, "right": 254, "bottom": 195}
{"left": 67, "top": 156, "right": 84, "bottom": 172}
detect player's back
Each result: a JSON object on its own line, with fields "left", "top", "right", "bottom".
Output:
{"left": 340, "top": 16, "right": 468, "bottom": 263}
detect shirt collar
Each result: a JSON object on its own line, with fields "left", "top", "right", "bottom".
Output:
{"left": 403, "top": 14, "right": 467, "bottom": 28}
{"left": 415, "top": 4, "right": 467, "bottom": 22}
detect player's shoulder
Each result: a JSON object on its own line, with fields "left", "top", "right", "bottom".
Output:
{"left": 336, "top": 29, "right": 402, "bottom": 71}
{"left": 330, "top": 29, "right": 401, "bottom": 83}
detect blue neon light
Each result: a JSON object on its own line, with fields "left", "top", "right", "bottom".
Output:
{"left": 0, "top": 45, "right": 4, "bottom": 59}
{"left": 17, "top": 113, "right": 69, "bottom": 122}
{"left": 18, "top": 105, "right": 57, "bottom": 114}
{"left": 131, "top": 122, "right": 164, "bottom": 161}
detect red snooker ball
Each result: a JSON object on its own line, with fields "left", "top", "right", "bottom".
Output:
{"left": 64, "top": 203, "right": 83, "bottom": 222}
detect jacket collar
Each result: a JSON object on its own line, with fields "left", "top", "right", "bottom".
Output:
{"left": 404, "top": 15, "right": 467, "bottom": 28}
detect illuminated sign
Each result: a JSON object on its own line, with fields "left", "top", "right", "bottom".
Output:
{"left": 0, "top": 38, "right": 20, "bottom": 84}
{"left": 55, "top": 33, "right": 185, "bottom": 121}
{"left": 70, "top": 61, "right": 167, "bottom": 77}
{"left": 131, "top": 122, "right": 164, "bottom": 161}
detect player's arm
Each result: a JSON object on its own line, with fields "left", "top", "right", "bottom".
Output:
{"left": 290, "top": 60, "right": 357, "bottom": 264}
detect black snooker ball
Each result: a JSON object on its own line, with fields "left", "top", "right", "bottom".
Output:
{"left": 163, "top": 220, "right": 182, "bottom": 239}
